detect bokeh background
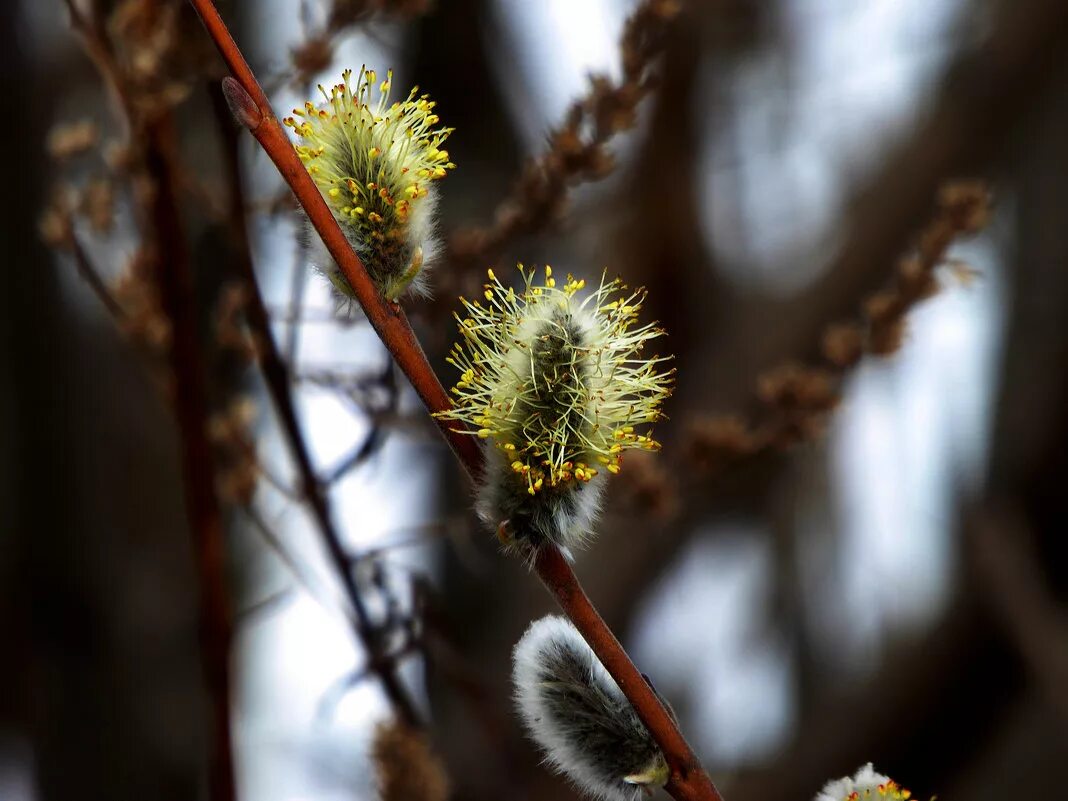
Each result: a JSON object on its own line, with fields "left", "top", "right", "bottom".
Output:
{"left": 3, "top": 1, "right": 1068, "bottom": 800}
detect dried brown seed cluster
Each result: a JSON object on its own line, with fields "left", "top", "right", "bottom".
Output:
{"left": 214, "top": 283, "right": 263, "bottom": 363}
{"left": 371, "top": 721, "right": 449, "bottom": 801}
{"left": 287, "top": 0, "right": 433, "bottom": 88}
{"left": 208, "top": 397, "right": 260, "bottom": 507}
{"left": 39, "top": 188, "right": 76, "bottom": 251}
{"left": 614, "top": 450, "right": 679, "bottom": 519}
{"left": 80, "top": 177, "right": 116, "bottom": 235}
{"left": 447, "top": 0, "right": 681, "bottom": 273}
{"left": 113, "top": 250, "right": 170, "bottom": 350}
{"left": 47, "top": 120, "right": 99, "bottom": 161}
{"left": 688, "top": 181, "right": 992, "bottom": 473}
{"left": 106, "top": 0, "right": 207, "bottom": 115}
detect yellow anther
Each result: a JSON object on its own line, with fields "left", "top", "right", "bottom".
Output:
{"left": 478, "top": 428, "right": 492, "bottom": 439}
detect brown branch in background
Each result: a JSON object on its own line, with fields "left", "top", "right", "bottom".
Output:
{"left": 59, "top": 5, "right": 236, "bottom": 799}
{"left": 284, "top": 0, "right": 432, "bottom": 90}
{"left": 688, "top": 182, "right": 991, "bottom": 475}
{"left": 188, "top": 3, "right": 723, "bottom": 799}
{"left": 210, "top": 80, "right": 423, "bottom": 726}
{"left": 68, "top": 233, "right": 126, "bottom": 321}
{"left": 446, "top": 0, "right": 681, "bottom": 273}
{"left": 971, "top": 504, "right": 1068, "bottom": 722}
{"left": 145, "top": 115, "right": 236, "bottom": 801}
{"left": 39, "top": 189, "right": 126, "bottom": 320}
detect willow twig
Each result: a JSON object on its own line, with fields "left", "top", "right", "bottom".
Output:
{"left": 187, "top": 2, "right": 723, "bottom": 798}
{"left": 69, "top": 230, "right": 126, "bottom": 320}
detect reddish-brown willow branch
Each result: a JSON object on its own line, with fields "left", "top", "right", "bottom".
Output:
{"left": 193, "top": 0, "right": 481, "bottom": 473}
{"left": 188, "top": 2, "right": 723, "bottom": 799}
{"left": 146, "top": 115, "right": 236, "bottom": 801}
{"left": 211, "top": 82, "right": 422, "bottom": 727}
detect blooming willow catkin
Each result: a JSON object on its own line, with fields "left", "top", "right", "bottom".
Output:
{"left": 284, "top": 67, "right": 454, "bottom": 302}
{"left": 814, "top": 763, "right": 913, "bottom": 801}
{"left": 437, "top": 265, "right": 673, "bottom": 555}
{"left": 513, "top": 616, "right": 668, "bottom": 801}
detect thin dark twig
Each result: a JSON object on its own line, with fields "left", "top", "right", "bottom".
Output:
{"left": 237, "top": 586, "right": 298, "bottom": 623}
{"left": 69, "top": 230, "right": 126, "bottom": 319}
{"left": 241, "top": 504, "right": 335, "bottom": 613}
{"left": 284, "top": 236, "right": 310, "bottom": 361}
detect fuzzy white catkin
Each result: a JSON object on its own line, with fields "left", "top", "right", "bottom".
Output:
{"left": 512, "top": 615, "right": 668, "bottom": 801}
{"left": 814, "top": 763, "right": 913, "bottom": 801}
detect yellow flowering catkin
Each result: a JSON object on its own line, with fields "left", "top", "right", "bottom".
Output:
{"left": 284, "top": 67, "right": 455, "bottom": 302}
{"left": 814, "top": 764, "right": 914, "bottom": 801}
{"left": 437, "top": 265, "right": 673, "bottom": 554}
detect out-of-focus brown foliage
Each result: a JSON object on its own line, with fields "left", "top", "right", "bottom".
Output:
{"left": 372, "top": 721, "right": 450, "bottom": 801}
{"left": 688, "top": 181, "right": 991, "bottom": 474}
{"left": 287, "top": 0, "right": 433, "bottom": 88}
{"left": 446, "top": 0, "right": 682, "bottom": 274}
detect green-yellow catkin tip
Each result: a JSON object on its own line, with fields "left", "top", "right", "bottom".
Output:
{"left": 284, "top": 66, "right": 455, "bottom": 302}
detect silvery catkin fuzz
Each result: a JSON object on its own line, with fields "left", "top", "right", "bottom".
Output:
{"left": 284, "top": 67, "right": 454, "bottom": 302}
{"left": 513, "top": 616, "right": 668, "bottom": 801}
{"left": 437, "top": 265, "right": 673, "bottom": 556}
